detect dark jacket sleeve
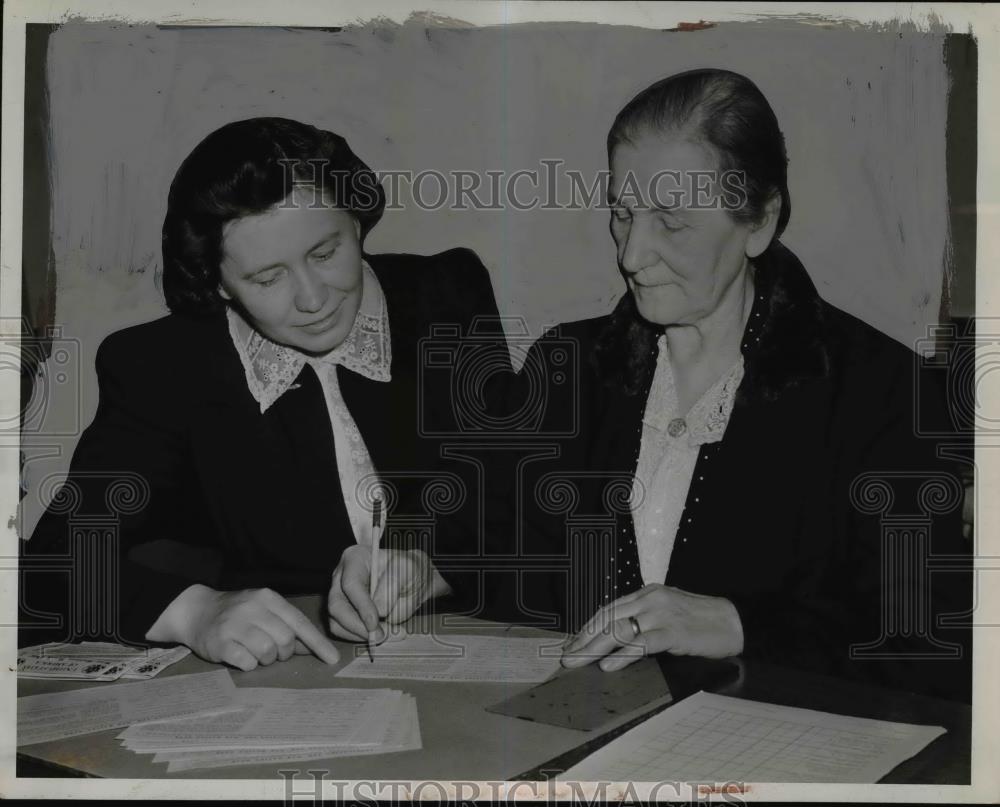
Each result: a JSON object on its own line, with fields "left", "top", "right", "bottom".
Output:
{"left": 20, "top": 327, "right": 212, "bottom": 647}
{"left": 724, "top": 532, "right": 852, "bottom": 676}
{"left": 730, "top": 331, "right": 971, "bottom": 701}
{"left": 835, "top": 345, "right": 972, "bottom": 700}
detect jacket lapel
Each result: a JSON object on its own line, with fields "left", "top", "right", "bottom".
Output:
{"left": 594, "top": 385, "right": 648, "bottom": 479}
{"left": 193, "top": 331, "right": 353, "bottom": 572}
{"left": 191, "top": 369, "right": 297, "bottom": 565}
{"left": 738, "top": 242, "right": 831, "bottom": 404}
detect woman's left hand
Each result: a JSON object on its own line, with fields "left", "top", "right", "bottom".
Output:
{"left": 560, "top": 584, "right": 744, "bottom": 671}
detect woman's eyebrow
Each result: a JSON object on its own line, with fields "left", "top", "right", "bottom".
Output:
{"left": 241, "top": 230, "right": 343, "bottom": 278}
{"left": 306, "top": 230, "right": 341, "bottom": 254}
{"left": 652, "top": 201, "right": 681, "bottom": 214}
{"left": 242, "top": 262, "right": 283, "bottom": 280}
{"left": 608, "top": 187, "right": 667, "bottom": 212}
{"left": 608, "top": 195, "right": 674, "bottom": 213}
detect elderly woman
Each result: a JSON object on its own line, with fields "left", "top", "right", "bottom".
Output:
{"left": 341, "top": 69, "right": 970, "bottom": 700}
{"left": 525, "top": 68, "right": 971, "bottom": 699}
{"left": 21, "top": 117, "right": 505, "bottom": 671}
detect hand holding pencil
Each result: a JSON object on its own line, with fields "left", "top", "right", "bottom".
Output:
{"left": 327, "top": 525, "right": 454, "bottom": 646}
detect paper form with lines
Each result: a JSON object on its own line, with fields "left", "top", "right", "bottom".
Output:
{"left": 558, "top": 691, "right": 945, "bottom": 783}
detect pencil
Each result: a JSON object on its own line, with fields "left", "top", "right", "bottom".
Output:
{"left": 367, "top": 496, "right": 383, "bottom": 663}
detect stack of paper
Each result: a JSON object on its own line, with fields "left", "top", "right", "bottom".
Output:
{"left": 18, "top": 641, "right": 191, "bottom": 681}
{"left": 337, "top": 634, "right": 562, "bottom": 683}
{"left": 18, "top": 670, "right": 238, "bottom": 746}
{"left": 117, "top": 686, "right": 420, "bottom": 772}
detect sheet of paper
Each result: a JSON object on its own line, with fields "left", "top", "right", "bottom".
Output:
{"left": 558, "top": 691, "right": 947, "bottom": 784}
{"left": 17, "top": 670, "right": 238, "bottom": 746}
{"left": 118, "top": 687, "right": 401, "bottom": 751}
{"left": 336, "top": 634, "right": 563, "bottom": 683}
{"left": 147, "top": 694, "right": 422, "bottom": 772}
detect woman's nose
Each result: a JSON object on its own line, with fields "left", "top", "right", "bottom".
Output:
{"left": 292, "top": 266, "right": 328, "bottom": 313}
{"left": 619, "top": 217, "right": 658, "bottom": 275}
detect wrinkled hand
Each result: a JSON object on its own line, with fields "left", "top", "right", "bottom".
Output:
{"left": 146, "top": 584, "right": 341, "bottom": 671}
{"left": 561, "top": 584, "right": 744, "bottom": 672}
{"left": 327, "top": 546, "right": 451, "bottom": 641}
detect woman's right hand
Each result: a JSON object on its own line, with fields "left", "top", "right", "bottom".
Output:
{"left": 145, "top": 584, "right": 341, "bottom": 671}
{"left": 327, "top": 545, "right": 451, "bottom": 641}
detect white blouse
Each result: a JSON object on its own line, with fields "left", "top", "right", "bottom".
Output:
{"left": 631, "top": 334, "right": 744, "bottom": 586}
{"left": 226, "top": 261, "right": 390, "bottom": 545}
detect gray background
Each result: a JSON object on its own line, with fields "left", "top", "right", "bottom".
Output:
{"left": 19, "top": 20, "right": 974, "bottom": 538}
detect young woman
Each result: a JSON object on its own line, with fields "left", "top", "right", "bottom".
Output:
{"left": 21, "top": 117, "right": 507, "bottom": 671}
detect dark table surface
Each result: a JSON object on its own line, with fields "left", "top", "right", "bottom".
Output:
{"left": 17, "top": 602, "right": 970, "bottom": 785}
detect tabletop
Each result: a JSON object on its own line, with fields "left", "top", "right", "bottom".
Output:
{"left": 16, "top": 597, "right": 970, "bottom": 784}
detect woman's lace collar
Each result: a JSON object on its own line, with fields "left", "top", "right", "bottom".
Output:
{"left": 226, "top": 260, "right": 391, "bottom": 413}
{"left": 642, "top": 334, "right": 744, "bottom": 447}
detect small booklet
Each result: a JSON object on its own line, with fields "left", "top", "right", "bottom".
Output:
{"left": 17, "top": 641, "right": 191, "bottom": 681}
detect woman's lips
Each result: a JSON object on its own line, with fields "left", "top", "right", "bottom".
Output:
{"left": 631, "top": 270, "right": 671, "bottom": 289}
{"left": 299, "top": 301, "right": 343, "bottom": 334}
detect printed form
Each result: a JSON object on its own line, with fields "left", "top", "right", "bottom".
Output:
{"left": 17, "top": 670, "right": 237, "bottom": 746}
{"left": 335, "top": 634, "right": 563, "bottom": 683}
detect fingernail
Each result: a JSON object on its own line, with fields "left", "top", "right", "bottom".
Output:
{"left": 600, "top": 657, "right": 625, "bottom": 672}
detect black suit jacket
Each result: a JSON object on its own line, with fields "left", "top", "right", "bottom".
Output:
{"left": 479, "top": 242, "right": 972, "bottom": 701}
{"left": 20, "top": 248, "right": 507, "bottom": 647}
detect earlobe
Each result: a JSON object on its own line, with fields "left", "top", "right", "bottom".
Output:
{"left": 218, "top": 284, "right": 232, "bottom": 302}
{"left": 745, "top": 194, "right": 781, "bottom": 259}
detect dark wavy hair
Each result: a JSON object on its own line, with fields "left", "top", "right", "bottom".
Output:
{"left": 162, "top": 117, "right": 386, "bottom": 316}
{"left": 595, "top": 69, "right": 791, "bottom": 394}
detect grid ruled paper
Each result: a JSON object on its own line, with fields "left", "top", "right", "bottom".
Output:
{"left": 558, "top": 691, "right": 946, "bottom": 783}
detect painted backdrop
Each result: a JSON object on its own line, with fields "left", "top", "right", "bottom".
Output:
{"left": 22, "top": 19, "right": 958, "bottom": 537}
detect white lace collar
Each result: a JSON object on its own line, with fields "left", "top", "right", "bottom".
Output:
{"left": 226, "top": 260, "right": 391, "bottom": 413}
{"left": 642, "top": 334, "right": 744, "bottom": 447}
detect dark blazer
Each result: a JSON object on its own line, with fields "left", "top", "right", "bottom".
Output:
{"left": 20, "top": 248, "right": 507, "bottom": 648}
{"left": 478, "top": 242, "right": 972, "bottom": 701}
